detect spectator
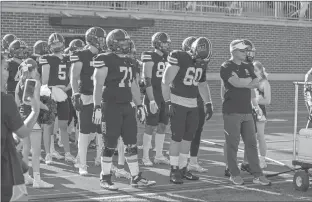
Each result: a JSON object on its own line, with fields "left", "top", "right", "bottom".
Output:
{"left": 304, "top": 67, "right": 312, "bottom": 128}
{"left": 219, "top": 40, "right": 271, "bottom": 186}
{"left": 1, "top": 54, "right": 40, "bottom": 201}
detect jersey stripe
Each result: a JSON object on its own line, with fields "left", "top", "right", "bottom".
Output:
{"left": 93, "top": 61, "right": 105, "bottom": 68}
{"left": 141, "top": 54, "right": 152, "bottom": 61}
{"left": 38, "top": 58, "right": 48, "bottom": 64}
{"left": 167, "top": 56, "right": 178, "bottom": 64}
{"left": 70, "top": 55, "right": 79, "bottom": 62}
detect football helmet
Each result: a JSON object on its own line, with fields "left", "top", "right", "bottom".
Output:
{"left": 243, "top": 39, "right": 256, "bottom": 63}
{"left": 2, "top": 34, "right": 17, "bottom": 52}
{"left": 190, "top": 37, "right": 212, "bottom": 61}
{"left": 106, "top": 29, "right": 131, "bottom": 55}
{"left": 182, "top": 36, "right": 197, "bottom": 52}
{"left": 85, "top": 27, "right": 106, "bottom": 51}
{"left": 19, "top": 58, "right": 38, "bottom": 72}
{"left": 69, "top": 39, "right": 85, "bottom": 52}
{"left": 48, "top": 33, "right": 65, "bottom": 53}
{"left": 8, "top": 39, "right": 30, "bottom": 59}
{"left": 33, "top": 40, "right": 49, "bottom": 56}
{"left": 151, "top": 32, "right": 171, "bottom": 53}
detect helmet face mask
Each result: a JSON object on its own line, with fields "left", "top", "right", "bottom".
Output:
{"left": 106, "top": 29, "right": 131, "bottom": 55}
{"left": 48, "top": 33, "right": 65, "bottom": 53}
{"left": 182, "top": 36, "right": 197, "bottom": 52}
{"left": 85, "top": 27, "right": 107, "bottom": 51}
{"left": 152, "top": 32, "right": 171, "bottom": 54}
{"left": 9, "top": 40, "right": 30, "bottom": 60}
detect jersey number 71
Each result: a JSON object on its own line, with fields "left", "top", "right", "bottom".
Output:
{"left": 119, "top": 66, "right": 133, "bottom": 87}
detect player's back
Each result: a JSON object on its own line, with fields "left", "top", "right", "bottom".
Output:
{"left": 168, "top": 50, "right": 205, "bottom": 99}
{"left": 94, "top": 52, "right": 135, "bottom": 103}
{"left": 39, "top": 54, "right": 70, "bottom": 87}
{"left": 70, "top": 49, "right": 96, "bottom": 95}
{"left": 141, "top": 51, "right": 167, "bottom": 92}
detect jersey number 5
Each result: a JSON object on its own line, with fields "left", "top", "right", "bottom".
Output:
{"left": 58, "top": 65, "right": 67, "bottom": 80}
{"left": 119, "top": 66, "right": 133, "bottom": 87}
{"left": 183, "top": 67, "right": 203, "bottom": 86}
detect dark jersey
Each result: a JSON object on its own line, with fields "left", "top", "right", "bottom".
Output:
{"left": 141, "top": 51, "right": 167, "bottom": 94}
{"left": 70, "top": 49, "right": 97, "bottom": 95}
{"left": 29, "top": 55, "right": 42, "bottom": 76}
{"left": 7, "top": 59, "right": 22, "bottom": 92}
{"left": 167, "top": 50, "right": 206, "bottom": 99}
{"left": 93, "top": 52, "right": 137, "bottom": 103}
{"left": 220, "top": 60, "right": 257, "bottom": 114}
{"left": 39, "top": 54, "right": 70, "bottom": 86}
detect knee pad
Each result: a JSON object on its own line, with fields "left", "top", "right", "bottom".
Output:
{"left": 125, "top": 145, "right": 138, "bottom": 157}
{"left": 101, "top": 147, "right": 115, "bottom": 157}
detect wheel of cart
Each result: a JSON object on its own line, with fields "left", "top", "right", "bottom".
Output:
{"left": 292, "top": 82, "right": 312, "bottom": 192}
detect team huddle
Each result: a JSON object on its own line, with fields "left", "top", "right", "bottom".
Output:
{"left": 3, "top": 26, "right": 272, "bottom": 192}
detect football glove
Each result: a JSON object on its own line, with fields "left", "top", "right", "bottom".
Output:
{"left": 165, "top": 101, "right": 175, "bottom": 118}
{"left": 149, "top": 100, "right": 159, "bottom": 114}
{"left": 205, "top": 102, "right": 213, "bottom": 121}
{"left": 137, "top": 105, "right": 146, "bottom": 124}
{"left": 92, "top": 105, "right": 102, "bottom": 125}
{"left": 72, "top": 93, "right": 83, "bottom": 111}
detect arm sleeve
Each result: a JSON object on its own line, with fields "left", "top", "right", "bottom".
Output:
{"left": 220, "top": 63, "right": 233, "bottom": 82}
{"left": 167, "top": 51, "right": 179, "bottom": 66}
{"left": 92, "top": 54, "right": 106, "bottom": 69}
{"left": 141, "top": 52, "right": 153, "bottom": 63}
{"left": 38, "top": 55, "right": 49, "bottom": 65}
{"left": 69, "top": 51, "right": 81, "bottom": 63}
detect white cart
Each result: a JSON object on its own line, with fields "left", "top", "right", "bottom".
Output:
{"left": 292, "top": 82, "right": 312, "bottom": 192}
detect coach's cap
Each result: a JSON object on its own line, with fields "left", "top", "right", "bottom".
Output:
{"left": 230, "top": 39, "right": 249, "bottom": 52}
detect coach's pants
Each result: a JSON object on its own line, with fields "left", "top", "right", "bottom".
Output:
{"left": 223, "top": 113, "right": 262, "bottom": 177}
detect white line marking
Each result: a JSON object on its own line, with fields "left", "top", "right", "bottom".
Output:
{"left": 166, "top": 193, "right": 206, "bottom": 202}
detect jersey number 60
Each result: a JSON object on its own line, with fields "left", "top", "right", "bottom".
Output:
{"left": 183, "top": 67, "right": 203, "bottom": 86}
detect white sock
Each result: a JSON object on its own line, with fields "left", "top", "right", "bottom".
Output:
{"left": 50, "top": 135, "right": 55, "bottom": 152}
{"left": 142, "top": 133, "right": 152, "bottom": 159}
{"left": 125, "top": 155, "right": 139, "bottom": 177}
{"left": 179, "top": 153, "right": 189, "bottom": 169}
{"left": 96, "top": 133, "right": 103, "bottom": 159}
{"left": 78, "top": 133, "right": 89, "bottom": 165}
{"left": 101, "top": 156, "right": 112, "bottom": 176}
{"left": 155, "top": 133, "right": 165, "bottom": 158}
{"left": 190, "top": 156, "right": 198, "bottom": 165}
{"left": 170, "top": 156, "right": 179, "bottom": 167}
{"left": 33, "top": 172, "right": 40, "bottom": 182}
{"left": 118, "top": 138, "right": 125, "bottom": 165}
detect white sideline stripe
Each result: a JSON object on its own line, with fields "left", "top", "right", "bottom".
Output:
{"left": 64, "top": 180, "right": 292, "bottom": 202}
{"left": 206, "top": 73, "right": 305, "bottom": 81}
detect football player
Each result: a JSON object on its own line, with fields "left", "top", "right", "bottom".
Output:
{"left": 140, "top": 32, "right": 171, "bottom": 166}
{"left": 162, "top": 37, "right": 213, "bottom": 184}
{"left": 6, "top": 39, "right": 30, "bottom": 97}
{"left": 70, "top": 27, "right": 106, "bottom": 175}
{"left": 181, "top": 36, "right": 213, "bottom": 173}
{"left": 93, "top": 29, "right": 156, "bottom": 190}
{"left": 113, "top": 40, "right": 139, "bottom": 180}
{"left": 64, "top": 39, "right": 84, "bottom": 146}
{"left": 2, "top": 34, "right": 17, "bottom": 58}
{"left": 39, "top": 33, "right": 75, "bottom": 163}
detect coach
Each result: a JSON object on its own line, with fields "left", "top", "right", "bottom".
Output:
{"left": 219, "top": 40, "right": 270, "bottom": 186}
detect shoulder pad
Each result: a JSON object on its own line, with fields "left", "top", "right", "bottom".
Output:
{"left": 167, "top": 50, "right": 180, "bottom": 65}
{"left": 38, "top": 54, "right": 50, "bottom": 65}
{"left": 141, "top": 51, "right": 153, "bottom": 62}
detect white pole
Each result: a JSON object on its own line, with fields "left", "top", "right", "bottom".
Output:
{"left": 293, "top": 83, "right": 299, "bottom": 160}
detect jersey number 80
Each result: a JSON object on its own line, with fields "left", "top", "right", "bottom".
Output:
{"left": 183, "top": 67, "right": 203, "bottom": 86}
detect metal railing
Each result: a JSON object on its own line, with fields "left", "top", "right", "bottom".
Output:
{"left": 3, "top": 1, "right": 312, "bottom": 21}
